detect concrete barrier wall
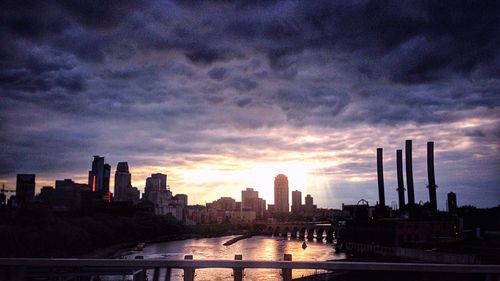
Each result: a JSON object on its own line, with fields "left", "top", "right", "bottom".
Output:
{"left": 345, "top": 242, "right": 477, "bottom": 264}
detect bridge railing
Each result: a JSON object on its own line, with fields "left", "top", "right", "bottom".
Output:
{"left": 1, "top": 255, "right": 500, "bottom": 281}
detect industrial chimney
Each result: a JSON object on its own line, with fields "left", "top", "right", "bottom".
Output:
{"left": 376, "top": 148, "right": 385, "bottom": 207}
{"left": 405, "top": 140, "right": 415, "bottom": 206}
{"left": 396, "top": 149, "right": 405, "bottom": 210}
{"left": 427, "top": 141, "right": 438, "bottom": 213}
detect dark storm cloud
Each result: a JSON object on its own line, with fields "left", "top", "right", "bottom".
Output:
{"left": 56, "top": 0, "right": 145, "bottom": 30}
{"left": 0, "top": 0, "right": 498, "bottom": 128}
{"left": 235, "top": 96, "right": 252, "bottom": 108}
{"left": 207, "top": 67, "right": 227, "bottom": 80}
{"left": 229, "top": 77, "right": 258, "bottom": 92}
{"left": 0, "top": 0, "right": 499, "bottom": 206}
{"left": 292, "top": 1, "right": 499, "bottom": 82}
{"left": 185, "top": 49, "right": 226, "bottom": 65}
{"left": 0, "top": 44, "right": 86, "bottom": 96}
{"left": 272, "top": 87, "right": 350, "bottom": 126}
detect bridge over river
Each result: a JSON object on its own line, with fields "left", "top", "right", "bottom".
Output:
{"left": 257, "top": 221, "right": 345, "bottom": 240}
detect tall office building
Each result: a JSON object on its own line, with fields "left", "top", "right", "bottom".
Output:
{"left": 241, "top": 188, "right": 266, "bottom": 218}
{"left": 16, "top": 174, "right": 35, "bottom": 205}
{"left": 114, "top": 162, "right": 132, "bottom": 201}
{"left": 145, "top": 173, "right": 168, "bottom": 198}
{"left": 144, "top": 173, "right": 171, "bottom": 213}
{"left": 447, "top": 192, "right": 457, "bottom": 215}
{"left": 242, "top": 188, "right": 258, "bottom": 210}
{"left": 103, "top": 164, "right": 111, "bottom": 193}
{"left": 88, "top": 156, "right": 110, "bottom": 194}
{"left": 274, "top": 174, "right": 289, "bottom": 214}
{"left": 174, "top": 194, "right": 188, "bottom": 207}
{"left": 151, "top": 173, "right": 167, "bottom": 189}
{"left": 304, "top": 194, "right": 317, "bottom": 213}
{"left": 291, "top": 190, "right": 302, "bottom": 214}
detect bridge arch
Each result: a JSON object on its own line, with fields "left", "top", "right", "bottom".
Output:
{"left": 299, "top": 227, "right": 307, "bottom": 239}
{"left": 266, "top": 226, "right": 273, "bottom": 235}
{"left": 327, "top": 228, "right": 335, "bottom": 242}
{"left": 317, "top": 227, "right": 326, "bottom": 240}
{"left": 307, "top": 227, "right": 315, "bottom": 240}
{"left": 283, "top": 227, "right": 290, "bottom": 237}
{"left": 274, "top": 226, "right": 281, "bottom": 236}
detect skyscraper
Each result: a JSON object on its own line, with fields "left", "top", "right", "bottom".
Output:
{"left": 242, "top": 188, "right": 258, "bottom": 210}
{"left": 88, "top": 156, "right": 103, "bottom": 192}
{"left": 274, "top": 174, "right": 289, "bottom": 214}
{"left": 114, "top": 162, "right": 132, "bottom": 201}
{"left": 144, "top": 173, "right": 171, "bottom": 213}
{"left": 151, "top": 173, "right": 167, "bottom": 189}
{"left": 145, "top": 173, "right": 168, "bottom": 198}
{"left": 88, "top": 156, "right": 111, "bottom": 194}
{"left": 304, "top": 194, "right": 316, "bottom": 213}
{"left": 16, "top": 174, "right": 35, "bottom": 205}
{"left": 447, "top": 192, "right": 457, "bottom": 215}
{"left": 103, "top": 164, "right": 111, "bottom": 193}
{"left": 291, "top": 190, "right": 302, "bottom": 214}
{"left": 174, "top": 194, "right": 188, "bottom": 207}
{"left": 144, "top": 173, "right": 167, "bottom": 198}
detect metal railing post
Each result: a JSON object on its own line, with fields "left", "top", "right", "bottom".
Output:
{"left": 153, "top": 267, "right": 160, "bottom": 281}
{"left": 133, "top": 256, "right": 147, "bottom": 281}
{"left": 164, "top": 267, "right": 172, "bottom": 281}
{"left": 183, "top": 255, "right": 195, "bottom": 281}
{"left": 282, "top": 254, "right": 292, "bottom": 281}
{"left": 233, "top": 255, "right": 244, "bottom": 281}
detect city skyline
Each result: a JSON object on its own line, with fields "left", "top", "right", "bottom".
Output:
{"left": 0, "top": 140, "right": 493, "bottom": 211}
{"left": 1, "top": 1, "right": 499, "bottom": 209}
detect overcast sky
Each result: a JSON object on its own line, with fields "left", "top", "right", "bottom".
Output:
{"left": 1, "top": 0, "right": 499, "bottom": 209}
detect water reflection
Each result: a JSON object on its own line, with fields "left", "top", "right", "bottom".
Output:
{"left": 123, "top": 235, "right": 345, "bottom": 281}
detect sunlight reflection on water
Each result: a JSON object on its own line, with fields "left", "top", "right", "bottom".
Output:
{"left": 119, "top": 235, "right": 345, "bottom": 281}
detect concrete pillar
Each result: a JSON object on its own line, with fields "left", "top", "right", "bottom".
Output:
{"left": 183, "top": 255, "right": 195, "bottom": 281}
{"left": 282, "top": 254, "right": 292, "bottom": 281}
{"left": 233, "top": 254, "right": 244, "bottom": 281}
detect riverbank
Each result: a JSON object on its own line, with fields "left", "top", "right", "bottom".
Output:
{"left": 0, "top": 206, "right": 257, "bottom": 258}
{"left": 84, "top": 230, "right": 252, "bottom": 258}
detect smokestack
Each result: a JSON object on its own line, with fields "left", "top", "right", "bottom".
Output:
{"left": 427, "top": 141, "right": 438, "bottom": 213}
{"left": 376, "top": 148, "right": 385, "bottom": 207}
{"left": 396, "top": 149, "right": 405, "bottom": 210}
{"left": 405, "top": 140, "right": 415, "bottom": 206}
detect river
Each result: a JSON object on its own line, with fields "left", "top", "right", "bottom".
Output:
{"left": 121, "top": 235, "right": 346, "bottom": 280}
